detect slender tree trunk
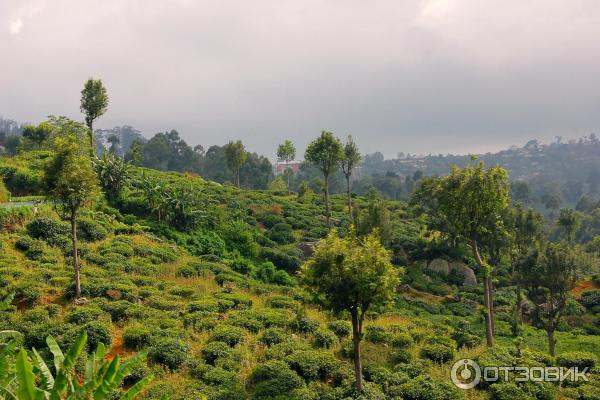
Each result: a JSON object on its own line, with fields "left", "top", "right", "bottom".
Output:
{"left": 351, "top": 310, "right": 363, "bottom": 393}
{"left": 346, "top": 174, "right": 352, "bottom": 216}
{"left": 71, "top": 211, "right": 81, "bottom": 299}
{"left": 515, "top": 285, "right": 522, "bottom": 323}
{"left": 489, "top": 277, "right": 496, "bottom": 336}
{"left": 88, "top": 122, "right": 95, "bottom": 157}
{"left": 547, "top": 329, "right": 555, "bottom": 356}
{"left": 236, "top": 168, "right": 240, "bottom": 188}
{"left": 324, "top": 174, "right": 331, "bottom": 228}
{"left": 286, "top": 161, "right": 291, "bottom": 195}
{"left": 472, "top": 240, "right": 494, "bottom": 347}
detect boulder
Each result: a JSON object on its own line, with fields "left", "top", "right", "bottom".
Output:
{"left": 427, "top": 258, "right": 450, "bottom": 275}
{"left": 449, "top": 262, "right": 478, "bottom": 286}
{"left": 297, "top": 241, "right": 317, "bottom": 258}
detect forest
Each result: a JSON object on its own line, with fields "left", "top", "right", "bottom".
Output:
{"left": 0, "top": 79, "right": 599, "bottom": 400}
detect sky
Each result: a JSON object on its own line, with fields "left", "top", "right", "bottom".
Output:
{"left": 2, "top": 0, "right": 600, "bottom": 158}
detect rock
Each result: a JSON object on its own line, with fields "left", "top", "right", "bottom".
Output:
{"left": 427, "top": 258, "right": 450, "bottom": 275}
{"left": 449, "top": 262, "right": 478, "bottom": 285}
{"left": 74, "top": 297, "right": 88, "bottom": 306}
{"left": 298, "top": 242, "right": 317, "bottom": 258}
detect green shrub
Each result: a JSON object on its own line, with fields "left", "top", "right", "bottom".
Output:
{"left": 186, "top": 231, "right": 227, "bottom": 257}
{"left": 228, "top": 311, "right": 263, "bottom": 333}
{"left": 77, "top": 218, "right": 109, "bottom": 241}
{"left": 100, "top": 300, "right": 139, "bottom": 322}
{"left": 390, "top": 332, "right": 414, "bottom": 348}
{"left": 420, "top": 343, "right": 455, "bottom": 363}
{"left": 149, "top": 338, "right": 190, "bottom": 370}
{"left": 26, "top": 217, "right": 70, "bottom": 243}
{"left": 202, "top": 341, "right": 233, "bottom": 365}
{"left": 398, "top": 375, "right": 463, "bottom": 400}
{"left": 188, "top": 298, "right": 220, "bottom": 313}
{"left": 293, "top": 310, "right": 320, "bottom": 333}
{"left": 267, "top": 296, "right": 298, "bottom": 311}
{"left": 489, "top": 383, "right": 534, "bottom": 400}
{"left": 228, "top": 254, "right": 254, "bottom": 274}
{"left": 581, "top": 290, "right": 600, "bottom": 309}
{"left": 123, "top": 324, "right": 153, "bottom": 350}
{"left": 268, "top": 223, "right": 295, "bottom": 244}
{"left": 365, "top": 325, "right": 390, "bottom": 344}
{"left": 259, "top": 328, "right": 288, "bottom": 346}
{"left": 285, "top": 350, "right": 339, "bottom": 381}
{"left": 312, "top": 328, "right": 339, "bottom": 349}
{"left": 65, "top": 306, "right": 106, "bottom": 324}
{"left": 259, "top": 247, "right": 301, "bottom": 272}
{"left": 203, "top": 366, "right": 239, "bottom": 386}
{"left": 212, "top": 325, "right": 246, "bottom": 347}
{"left": 249, "top": 360, "right": 305, "bottom": 399}
{"left": 327, "top": 320, "right": 352, "bottom": 338}
{"left": 214, "top": 292, "right": 252, "bottom": 310}
{"left": 578, "top": 384, "right": 600, "bottom": 400}
{"left": 556, "top": 351, "right": 597, "bottom": 370}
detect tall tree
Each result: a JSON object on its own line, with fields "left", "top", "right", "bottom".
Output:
{"left": 80, "top": 78, "right": 109, "bottom": 156}
{"left": 277, "top": 140, "right": 296, "bottom": 194}
{"left": 557, "top": 208, "right": 581, "bottom": 243}
{"left": 224, "top": 140, "right": 247, "bottom": 187}
{"left": 106, "top": 134, "right": 121, "bottom": 156}
{"left": 44, "top": 118, "right": 99, "bottom": 299}
{"left": 517, "top": 242, "right": 584, "bottom": 356}
{"left": 415, "top": 160, "right": 509, "bottom": 347}
{"left": 22, "top": 122, "right": 52, "bottom": 147}
{"left": 301, "top": 229, "right": 399, "bottom": 393}
{"left": 339, "top": 135, "right": 361, "bottom": 215}
{"left": 506, "top": 206, "right": 544, "bottom": 335}
{"left": 304, "top": 131, "right": 343, "bottom": 227}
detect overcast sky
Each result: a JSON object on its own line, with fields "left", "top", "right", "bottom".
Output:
{"left": 2, "top": 0, "right": 600, "bottom": 158}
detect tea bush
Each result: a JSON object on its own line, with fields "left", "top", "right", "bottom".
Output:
{"left": 149, "top": 338, "right": 190, "bottom": 370}
{"left": 556, "top": 351, "right": 597, "bottom": 370}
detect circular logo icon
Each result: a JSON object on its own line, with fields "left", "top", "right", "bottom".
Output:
{"left": 451, "top": 359, "right": 481, "bottom": 389}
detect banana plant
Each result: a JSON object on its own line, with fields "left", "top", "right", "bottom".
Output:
{"left": 1, "top": 331, "right": 153, "bottom": 400}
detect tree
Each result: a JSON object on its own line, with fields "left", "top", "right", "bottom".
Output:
{"left": 124, "top": 138, "right": 144, "bottom": 165}
{"left": 80, "top": 78, "right": 109, "bottom": 155}
{"left": 106, "top": 133, "right": 121, "bottom": 156}
{"left": 94, "top": 151, "right": 130, "bottom": 200}
{"left": 301, "top": 229, "right": 400, "bottom": 392}
{"left": 224, "top": 140, "right": 247, "bottom": 187}
{"left": 44, "top": 118, "right": 99, "bottom": 299}
{"left": 415, "top": 161, "right": 509, "bottom": 347}
{"left": 517, "top": 242, "right": 584, "bottom": 356}
{"left": 22, "top": 122, "right": 51, "bottom": 147}
{"left": 304, "top": 131, "right": 343, "bottom": 227}
{"left": 339, "top": 135, "right": 361, "bottom": 215}
{"left": 277, "top": 140, "right": 296, "bottom": 194}
{"left": 557, "top": 208, "right": 581, "bottom": 243}
{"left": 4, "top": 135, "right": 22, "bottom": 156}
{"left": 506, "top": 206, "right": 544, "bottom": 335}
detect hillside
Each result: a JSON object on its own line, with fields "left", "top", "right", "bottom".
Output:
{"left": 1, "top": 143, "right": 600, "bottom": 400}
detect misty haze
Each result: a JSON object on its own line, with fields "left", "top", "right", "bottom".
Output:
{"left": 1, "top": 2, "right": 600, "bottom": 400}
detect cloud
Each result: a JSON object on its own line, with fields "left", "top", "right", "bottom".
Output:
{"left": 4, "top": 1, "right": 44, "bottom": 35}
{"left": 1, "top": 0, "right": 600, "bottom": 157}
{"left": 8, "top": 17, "right": 22, "bottom": 35}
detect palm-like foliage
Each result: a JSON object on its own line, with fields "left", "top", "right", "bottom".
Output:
{"left": 134, "top": 172, "right": 213, "bottom": 230}
{"left": 0, "top": 331, "right": 152, "bottom": 400}
{"left": 94, "top": 152, "right": 130, "bottom": 200}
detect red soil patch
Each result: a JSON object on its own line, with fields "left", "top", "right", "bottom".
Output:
{"left": 105, "top": 327, "right": 133, "bottom": 361}
{"left": 571, "top": 280, "right": 599, "bottom": 299}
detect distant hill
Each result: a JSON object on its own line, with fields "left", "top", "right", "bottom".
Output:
{"left": 360, "top": 135, "right": 600, "bottom": 207}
